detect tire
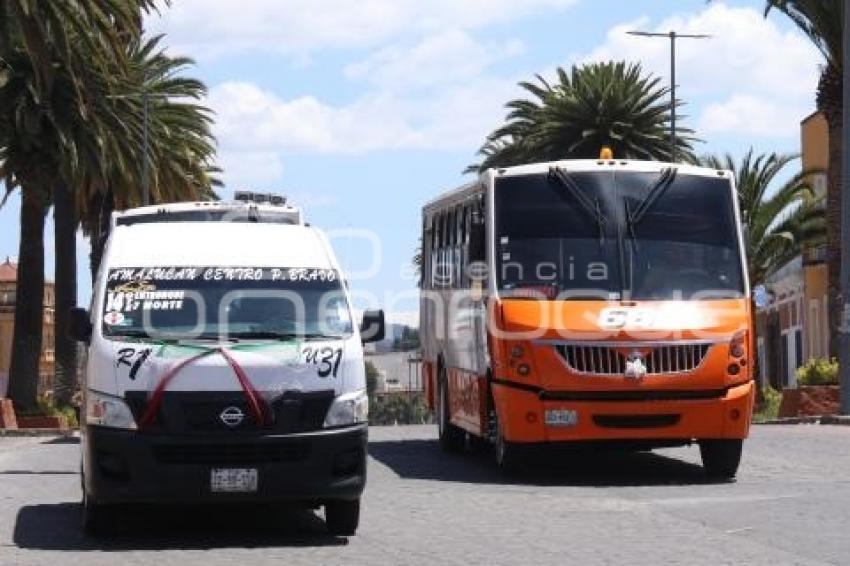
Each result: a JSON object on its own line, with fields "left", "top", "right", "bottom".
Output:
{"left": 437, "top": 369, "right": 464, "bottom": 452}
{"left": 82, "top": 492, "right": 115, "bottom": 538}
{"left": 325, "top": 498, "right": 360, "bottom": 536}
{"left": 699, "top": 439, "right": 743, "bottom": 479}
{"left": 491, "top": 404, "right": 521, "bottom": 473}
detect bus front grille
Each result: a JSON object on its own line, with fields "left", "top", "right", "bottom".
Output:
{"left": 556, "top": 343, "right": 712, "bottom": 375}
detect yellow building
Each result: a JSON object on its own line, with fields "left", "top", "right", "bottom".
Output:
{"left": 0, "top": 257, "right": 55, "bottom": 397}
{"left": 755, "top": 112, "right": 829, "bottom": 389}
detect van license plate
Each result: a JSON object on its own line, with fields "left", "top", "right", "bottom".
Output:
{"left": 211, "top": 468, "right": 258, "bottom": 493}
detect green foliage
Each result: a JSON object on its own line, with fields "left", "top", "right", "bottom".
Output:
{"left": 754, "top": 386, "right": 783, "bottom": 423}
{"left": 365, "top": 360, "right": 379, "bottom": 397}
{"left": 698, "top": 150, "right": 825, "bottom": 287}
{"left": 796, "top": 357, "right": 839, "bottom": 386}
{"left": 469, "top": 61, "right": 695, "bottom": 172}
{"left": 369, "top": 392, "right": 431, "bottom": 426}
{"left": 35, "top": 395, "right": 79, "bottom": 427}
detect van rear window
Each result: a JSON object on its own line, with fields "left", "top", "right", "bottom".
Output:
{"left": 101, "top": 266, "right": 351, "bottom": 340}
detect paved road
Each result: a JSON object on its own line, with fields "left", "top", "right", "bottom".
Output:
{"left": 1, "top": 425, "right": 849, "bottom": 565}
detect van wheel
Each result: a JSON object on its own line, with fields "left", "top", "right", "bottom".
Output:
{"left": 437, "top": 369, "right": 463, "bottom": 452}
{"left": 699, "top": 439, "right": 743, "bottom": 479}
{"left": 325, "top": 498, "right": 360, "bottom": 536}
{"left": 82, "top": 492, "right": 114, "bottom": 537}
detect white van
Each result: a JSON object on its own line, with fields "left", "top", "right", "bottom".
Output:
{"left": 69, "top": 195, "right": 384, "bottom": 537}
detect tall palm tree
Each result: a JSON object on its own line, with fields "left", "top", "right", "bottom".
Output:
{"left": 75, "top": 35, "right": 220, "bottom": 283}
{"left": 764, "top": 1, "right": 842, "bottom": 355}
{"left": 469, "top": 61, "right": 696, "bottom": 173}
{"left": 700, "top": 150, "right": 825, "bottom": 288}
{"left": 46, "top": 35, "right": 219, "bottom": 406}
{"left": 0, "top": 1, "right": 155, "bottom": 411}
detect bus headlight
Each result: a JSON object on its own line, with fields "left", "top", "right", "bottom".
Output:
{"left": 324, "top": 389, "right": 369, "bottom": 427}
{"left": 86, "top": 390, "right": 137, "bottom": 430}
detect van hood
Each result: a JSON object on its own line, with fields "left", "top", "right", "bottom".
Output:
{"left": 89, "top": 337, "right": 361, "bottom": 401}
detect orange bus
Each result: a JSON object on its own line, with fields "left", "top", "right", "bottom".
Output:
{"left": 419, "top": 157, "right": 754, "bottom": 477}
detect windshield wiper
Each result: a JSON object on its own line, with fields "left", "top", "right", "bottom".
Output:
{"left": 230, "top": 331, "right": 344, "bottom": 341}
{"left": 108, "top": 329, "right": 150, "bottom": 339}
{"left": 549, "top": 166, "right": 607, "bottom": 246}
{"left": 624, "top": 167, "right": 678, "bottom": 252}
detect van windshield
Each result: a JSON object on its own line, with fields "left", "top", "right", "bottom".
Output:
{"left": 100, "top": 266, "right": 352, "bottom": 340}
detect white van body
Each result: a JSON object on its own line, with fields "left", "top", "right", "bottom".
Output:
{"left": 78, "top": 200, "right": 376, "bottom": 536}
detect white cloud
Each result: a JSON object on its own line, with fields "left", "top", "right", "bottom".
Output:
{"left": 345, "top": 29, "right": 524, "bottom": 90}
{"left": 208, "top": 75, "right": 519, "bottom": 155}
{"left": 146, "top": 0, "right": 574, "bottom": 60}
{"left": 698, "top": 95, "right": 811, "bottom": 137}
{"left": 581, "top": 3, "right": 821, "bottom": 140}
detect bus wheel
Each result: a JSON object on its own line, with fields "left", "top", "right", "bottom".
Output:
{"left": 699, "top": 439, "right": 743, "bottom": 479}
{"left": 82, "top": 492, "right": 114, "bottom": 537}
{"left": 325, "top": 498, "right": 360, "bottom": 536}
{"left": 491, "top": 407, "right": 520, "bottom": 472}
{"left": 437, "top": 369, "right": 463, "bottom": 452}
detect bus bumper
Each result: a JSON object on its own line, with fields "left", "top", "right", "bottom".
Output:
{"left": 82, "top": 424, "right": 367, "bottom": 505}
{"left": 492, "top": 380, "right": 754, "bottom": 445}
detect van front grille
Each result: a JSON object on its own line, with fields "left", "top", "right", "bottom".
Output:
{"left": 556, "top": 342, "right": 712, "bottom": 375}
{"left": 153, "top": 442, "right": 310, "bottom": 465}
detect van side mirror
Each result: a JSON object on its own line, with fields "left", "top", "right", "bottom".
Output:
{"left": 68, "top": 307, "right": 93, "bottom": 343}
{"left": 360, "top": 309, "right": 385, "bottom": 344}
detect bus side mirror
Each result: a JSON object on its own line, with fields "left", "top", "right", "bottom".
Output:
{"left": 752, "top": 285, "right": 769, "bottom": 309}
{"left": 469, "top": 222, "right": 485, "bottom": 262}
{"left": 68, "top": 307, "right": 93, "bottom": 343}
{"left": 360, "top": 309, "right": 385, "bottom": 344}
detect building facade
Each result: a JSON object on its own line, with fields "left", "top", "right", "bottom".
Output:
{"left": 0, "top": 258, "right": 55, "bottom": 397}
{"left": 755, "top": 112, "right": 829, "bottom": 390}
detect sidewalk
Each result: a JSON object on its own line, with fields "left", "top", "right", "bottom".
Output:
{"left": 758, "top": 415, "right": 850, "bottom": 425}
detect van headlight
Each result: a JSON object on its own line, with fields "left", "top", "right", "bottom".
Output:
{"left": 324, "top": 389, "right": 368, "bottom": 427}
{"left": 86, "top": 390, "right": 137, "bottom": 430}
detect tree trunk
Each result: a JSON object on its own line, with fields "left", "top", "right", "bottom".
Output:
{"left": 7, "top": 189, "right": 49, "bottom": 412}
{"left": 89, "top": 190, "right": 113, "bottom": 283}
{"left": 826, "top": 112, "right": 843, "bottom": 358}
{"left": 52, "top": 183, "right": 77, "bottom": 407}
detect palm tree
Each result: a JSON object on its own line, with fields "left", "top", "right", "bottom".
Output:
{"left": 76, "top": 35, "right": 220, "bottom": 282}
{"left": 699, "top": 150, "right": 825, "bottom": 288}
{"left": 468, "top": 61, "right": 696, "bottom": 173}
{"left": 46, "top": 35, "right": 219, "bottom": 406}
{"left": 764, "top": 1, "right": 842, "bottom": 355}
{"left": 0, "top": 1, "right": 155, "bottom": 411}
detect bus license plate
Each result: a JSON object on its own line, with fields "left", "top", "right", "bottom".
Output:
{"left": 211, "top": 468, "right": 258, "bottom": 493}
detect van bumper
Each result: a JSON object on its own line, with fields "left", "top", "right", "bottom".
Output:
{"left": 82, "top": 424, "right": 367, "bottom": 505}
{"left": 492, "top": 380, "right": 755, "bottom": 445}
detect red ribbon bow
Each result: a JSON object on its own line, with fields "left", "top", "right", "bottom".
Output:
{"left": 138, "top": 347, "right": 270, "bottom": 430}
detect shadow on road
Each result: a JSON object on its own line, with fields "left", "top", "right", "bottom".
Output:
{"left": 369, "top": 438, "right": 724, "bottom": 487}
{"left": 13, "top": 502, "right": 347, "bottom": 551}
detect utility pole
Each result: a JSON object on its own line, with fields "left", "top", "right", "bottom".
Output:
{"left": 142, "top": 86, "right": 150, "bottom": 207}
{"left": 108, "top": 81, "right": 159, "bottom": 206}
{"left": 840, "top": 2, "right": 850, "bottom": 415}
{"left": 626, "top": 30, "right": 710, "bottom": 162}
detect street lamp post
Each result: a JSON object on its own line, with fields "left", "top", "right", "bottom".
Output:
{"left": 108, "top": 84, "right": 162, "bottom": 207}
{"left": 626, "top": 30, "right": 711, "bottom": 162}
{"left": 840, "top": 2, "right": 850, "bottom": 415}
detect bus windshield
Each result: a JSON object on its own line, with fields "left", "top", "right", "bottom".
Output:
{"left": 100, "top": 266, "right": 353, "bottom": 340}
{"left": 495, "top": 170, "right": 745, "bottom": 301}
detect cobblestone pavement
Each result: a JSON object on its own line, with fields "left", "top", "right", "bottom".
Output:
{"left": 1, "top": 424, "right": 849, "bottom": 565}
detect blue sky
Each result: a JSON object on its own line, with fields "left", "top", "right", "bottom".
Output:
{"left": 0, "top": 0, "right": 821, "bottom": 324}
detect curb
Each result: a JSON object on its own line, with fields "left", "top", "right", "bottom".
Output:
{"left": 0, "top": 428, "right": 79, "bottom": 438}
{"left": 756, "top": 415, "right": 850, "bottom": 426}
